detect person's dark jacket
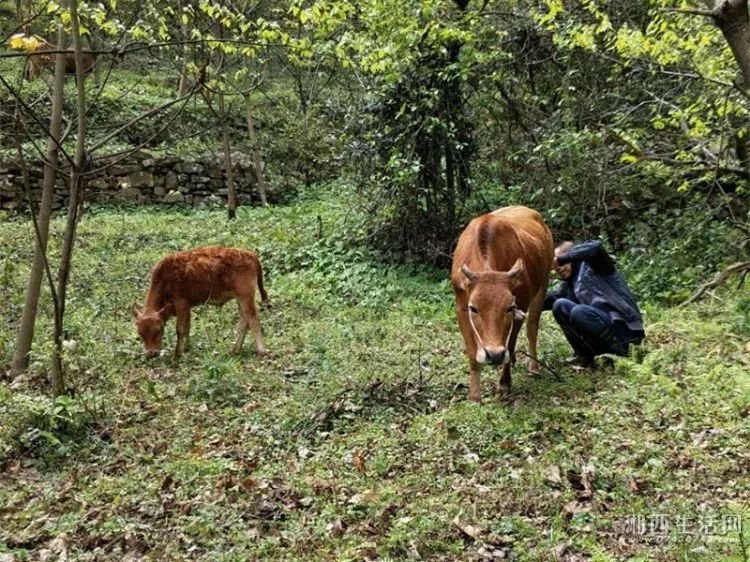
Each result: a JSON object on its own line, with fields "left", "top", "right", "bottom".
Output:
{"left": 543, "top": 240, "right": 644, "bottom": 342}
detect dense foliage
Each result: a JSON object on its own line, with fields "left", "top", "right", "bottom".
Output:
{"left": 3, "top": 0, "right": 748, "bottom": 274}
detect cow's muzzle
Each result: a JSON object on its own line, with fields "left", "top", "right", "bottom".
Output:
{"left": 484, "top": 346, "right": 509, "bottom": 366}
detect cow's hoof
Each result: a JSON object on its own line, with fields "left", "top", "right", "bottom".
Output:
{"left": 468, "top": 393, "right": 481, "bottom": 403}
{"left": 256, "top": 349, "right": 268, "bottom": 357}
{"left": 527, "top": 369, "right": 541, "bottom": 378}
{"left": 497, "top": 384, "right": 511, "bottom": 397}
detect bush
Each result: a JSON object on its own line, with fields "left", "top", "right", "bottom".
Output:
{"left": 618, "top": 199, "right": 747, "bottom": 303}
{"left": 0, "top": 389, "right": 100, "bottom": 462}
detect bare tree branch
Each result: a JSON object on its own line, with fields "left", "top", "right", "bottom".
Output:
{"left": 0, "top": 73, "right": 76, "bottom": 166}
{"left": 681, "top": 261, "right": 750, "bottom": 306}
{"left": 660, "top": 7, "right": 715, "bottom": 17}
{"left": 88, "top": 89, "right": 196, "bottom": 153}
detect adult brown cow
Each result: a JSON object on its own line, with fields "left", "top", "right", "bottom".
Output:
{"left": 26, "top": 38, "right": 96, "bottom": 80}
{"left": 133, "top": 246, "right": 268, "bottom": 359}
{"left": 451, "top": 206, "right": 554, "bottom": 401}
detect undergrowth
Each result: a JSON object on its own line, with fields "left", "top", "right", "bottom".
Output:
{"left": 1, "top": 183, "right": 748, "bottom": 561}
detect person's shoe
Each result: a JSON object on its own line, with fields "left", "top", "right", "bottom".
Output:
{"left": 599, "top": 355, "right": 616, "bottom": 369}
{"left": 564, "top": 355, "right": 595, "bottom": 370}
{"left": 611, "top": 341, "right": 630, "bottom": 356}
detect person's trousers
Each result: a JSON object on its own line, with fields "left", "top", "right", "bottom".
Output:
{"left": 551, "top": 298, "right": 629, "bottom": 360}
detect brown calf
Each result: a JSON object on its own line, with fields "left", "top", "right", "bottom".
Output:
{"left": 27, "top": 38, "right": 95, "bottom": 80}
{"left": 451, "top": 206, "right": 554, "bottom": 401}
{"left": 133, "top": 246, "right": 268, "bottom": 358}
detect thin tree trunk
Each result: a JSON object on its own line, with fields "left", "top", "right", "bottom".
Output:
{"left": 178, "top": 59, "right": 190, "bottom": 97}
{"left": 219, "top": 92, "right": 237, "bottom": 219}
{"left": 10, "top": 17, "right": 68, "bottom": 378}
{"left": 90, "top": 34, "right": 101, "bottom": 86}
{"left": 214, "top": 21, "right": 236, "bottom": 219}
{"left": 177, "top": 0, "right": 190, "bottom": 96}
{"left": 245, "top": 94, "right": 268, "bottom": 206}
{"left": 50, "top": 0, "right": 87, "bottom": 395}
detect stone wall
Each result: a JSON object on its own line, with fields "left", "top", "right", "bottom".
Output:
{"left": 0, "top": 151, "right": 267, "bottom": 211}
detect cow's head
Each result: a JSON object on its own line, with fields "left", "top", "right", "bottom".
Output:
{"left": 460, "top": 259, "right": 525, "bottom": 366}
{"left": 132, "top": 304, "right": 172, "bottom": 358}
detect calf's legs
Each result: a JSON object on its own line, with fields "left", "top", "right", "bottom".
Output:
{"left": 174, "top": 305, "right": 191, "bottom": 359}
{"left": 233, "top": 294, "right": 266, "bottom": 355}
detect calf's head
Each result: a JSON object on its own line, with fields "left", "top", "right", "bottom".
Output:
{"left": 460, "top": 259, "right": 525, "bottom": 366}
{"left": 132, "top": 304, "right": 172, "bottom": 357}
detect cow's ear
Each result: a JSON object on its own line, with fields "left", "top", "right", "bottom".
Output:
{"left": 505, "top": 258, "right": 524, "bottom": 279}
{"left": 461, "top": 264, "right": 478, "bottom": 283}
{"left": 132, "top": 304, "right": 142, "bottom": 318}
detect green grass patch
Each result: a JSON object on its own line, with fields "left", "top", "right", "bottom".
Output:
{"left": 1, "top": 185, "right": 749, "bottom": 560}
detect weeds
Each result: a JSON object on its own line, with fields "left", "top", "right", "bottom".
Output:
{"left": 1, "top": 186, "right": 749, "bottom": 560}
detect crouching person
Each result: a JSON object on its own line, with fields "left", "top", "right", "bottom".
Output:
{"left": 544, "top": 240, "right": 644, "bottom": 367}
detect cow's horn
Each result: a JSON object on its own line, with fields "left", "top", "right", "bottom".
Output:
{"left": 460, "top": 264, "right": 478, "bottom": 281}
{"left": 506, "top": 258, "right": 524, "bottom": 279}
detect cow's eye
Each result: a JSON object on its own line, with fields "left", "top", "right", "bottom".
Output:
{"left": 507, "top": 305, "right": 517, "bottom": 313}
{"left": 468, "top": 305, "right": 479, "bottom": 314}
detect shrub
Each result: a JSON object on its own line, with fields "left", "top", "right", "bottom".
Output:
{"left": 0, "top": 389, "right": 100, "bottom": 462}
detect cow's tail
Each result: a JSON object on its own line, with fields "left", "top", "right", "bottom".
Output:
{"left": 256, "top": 259, "right": 269, "bottom": 304}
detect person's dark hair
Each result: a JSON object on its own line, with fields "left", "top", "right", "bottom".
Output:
{"left": 555, "top": 241, "right": 574, "bottom": 255}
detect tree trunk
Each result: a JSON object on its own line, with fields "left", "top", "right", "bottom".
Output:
{"left": 178, "top": 61, "right": 190, "bottom": 97}
{"left": 705, "top": 0, "right": 750, "bottom": 87}
{"left": 733, "top": 126, "right": 750, "bottom": 177}
{"left": 50, "top": 0, "right": 87, "bottom": 395}
{"left": 219, "top": 93, "right": 237, "bottom": 219}
{"left": 177, "top": 0, "right": 191, "bottom": 96}
{"left": 245, "top": 94, "right": 268, "bottom": 206}
{"left": 9, "top": 16, "right": 68, "bottom": 378}
{"left": 89, "top": 34, "right": 101, "bottom": 86}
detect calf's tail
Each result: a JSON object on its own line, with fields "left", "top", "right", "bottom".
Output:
{"left": 256, "top": 259, "right": 269, "bottom": 303}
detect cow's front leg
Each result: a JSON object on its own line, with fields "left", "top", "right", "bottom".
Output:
{"left": 174, "top": 306, "right": 190, "bottom": 359}
{"left": 526, "top": 287, "right": 545, "bottom": 376}
{"left": 498, "top": 316, "right": 524, "bottom": 395}
{"left": 469, "top": 359, "right": 483, "bottom": 403}
{"left": 498, "top": 363, "right": 511, "bottom": 396}
{"left": 456, "top": 304, "right": 482, "bottom": 402}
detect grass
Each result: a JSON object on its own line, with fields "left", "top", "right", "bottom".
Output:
{"left": 1, "top": 184, "right": 749, "bottom": 561}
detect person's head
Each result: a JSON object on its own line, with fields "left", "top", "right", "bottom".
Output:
{"left": 554, "top": 241, "right": 574, "bottom": 280}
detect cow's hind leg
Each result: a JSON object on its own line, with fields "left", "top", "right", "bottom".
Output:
{"left": 526, "top": 287, "right": 545, "bottom": 376}
{"left": 232, "top": 301, "right": 248, "bottom": 355}
{"left": 234, "top": 293, "right": 266, "bottom": 356}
